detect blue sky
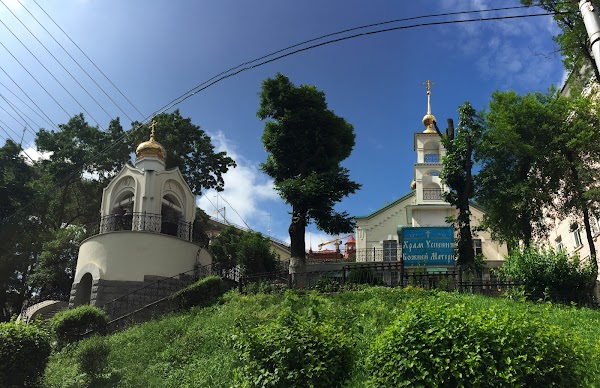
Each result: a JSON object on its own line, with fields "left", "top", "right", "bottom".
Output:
{"left": 0, "top": 0, "right": 566, "bottom": 249}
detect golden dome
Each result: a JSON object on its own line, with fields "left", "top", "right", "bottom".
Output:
{"left": 410, "top": 179, "right": 416, "bottom": 190}
{"left": 422, "top": 113, "right": 437, "bottom": 133}
{"left": 136, "top": 123, "right": 166, "bottom": 162}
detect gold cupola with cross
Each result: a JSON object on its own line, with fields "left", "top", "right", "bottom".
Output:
{"left": 135, "top": 120, "right": 167, "bottom": 172}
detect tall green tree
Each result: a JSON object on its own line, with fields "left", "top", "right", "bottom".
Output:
{"left": 475, "top": 90, "right": 557, "bottom": 248}
{"left": 209, "top": 226, "right": 279, "bottom": 275}
{"left": 522, "top": 0, "right": 600, "bottom": 82}
{"left": 441, "top": 102, "right": 482, "bottom": 272}
{"left": 0, "top": 140, "right": 36, "bottom": 320}
{"left": 548, "top": 94, "right": 600, "bottom": 273}
{"left": 257, "top": 73, "right": 360, "bottom": 275}
{"left": 130, "top": 110, "right": 236, "bottom": 195}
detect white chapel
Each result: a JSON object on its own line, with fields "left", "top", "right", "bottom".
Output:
{"left": 69, "top": 123, "right": 211, "bottom": 309}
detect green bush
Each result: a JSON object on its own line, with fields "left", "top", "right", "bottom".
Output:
{"left": 347, "top": 267, "right": 381, "bottom": 285}
{"left": 499, "top": 246, "right": 596, "bottom": 303}
{"left": 76, "top": 335, "right": 111, "bottom": 380}
{"left": 366, "top": 300, "right": 590, "bottom": 387}
{"left": 171, "top": 275, "right": 232, "bottom": 310}
{"left": 233, "top": 304, "right": 353, "bottom": 387}
{"left": 52, "top": 305, "right": 108, "bottom": 346}
{"left": 0, "top": 321, "right": 51, "bottom": 387}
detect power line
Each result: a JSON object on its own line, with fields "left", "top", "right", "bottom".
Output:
{"left": 1, "top": 7, "right": 570, "bottom": 224}
{"left": 12, "top": 0, "right": 140, "bottom": 123}
{"left": 217, "top": 192, "right": 252, "bottom": 230}
{"left": 0, "top": 94, "right": 44, "bottom": 133}
{"left": 0, "top": 41, "right": 71, "bottom": 118}
{"left": 157, "top": 11, "right": 567, "bottom": 114}
{"left": 0, "top": 19, "right": 104, "bottom": 129}
{"left": 0, "top": 94, "right": 39, "bottom": 138}
{"left": 0, "top": 0, "right": 113, "bottom": 122}
{"left": 0, "top": 76, "right": 57, "bottom": 129}
{"left": 29, "top": 0, "right": 145, "bottom": 120}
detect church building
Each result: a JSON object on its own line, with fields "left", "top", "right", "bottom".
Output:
{"left": 354, "top": 82, "right": 507, "bottom": 274}
{"left": 69, "top": 123, "right": 211, "bottom": 309}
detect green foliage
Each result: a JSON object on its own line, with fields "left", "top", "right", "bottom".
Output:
{"left": 75, "top": 335, "right": 111, "bottom": 381}
{"left": 476, "top": 90, "right": 561, "bottom": 246}
{"left": 258, "top": 73, "right": 360, "bottom": 262}
{"left": 171, "top": 275, "right": 232, "bottom": 310}
{"left": 366, "top": 299, "right": 590, "bottom": 387}
{"left": 130, "top": 110, "right": 236, "bottom": 195}
{"left": 52, "top": 305, "right": 108, "bottom": 346}
{"left": 498, "top": 246, "right": 596, "bottom": 303}
{"left": 209, "top": 226, "right": 280, "bottom": 275}
{"left": 346, "top": 267, "right": 380, "bottom": 285}
{"left": 0, "top": 321, "right": 51, "bottom": 387}
{"left": 233, "top": 293, "right": 353, "bottom": 387}
{"left": 28, "top": 225, "right": 85, "bottom": 295}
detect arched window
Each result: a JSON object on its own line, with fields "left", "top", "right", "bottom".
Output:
{"left": 423, "top": 140, "right": 440, "bottom": 163}
{"left": 73, "top": 273, "right": 93, "bottom": 307}
{"left": 423, "top": 182, "right": 442, "bottom": 200}
{"left": 112, "top": 191, "right": 134, "bottom": 231}
{"left": 161, "top": 194, "right": 184, "bottom": 237}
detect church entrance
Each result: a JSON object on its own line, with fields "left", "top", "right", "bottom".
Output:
{"left": 74, "top": 273, "right": 93, "bottom": 306}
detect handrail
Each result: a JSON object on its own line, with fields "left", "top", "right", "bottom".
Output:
{"left": 99, "top": 212, "right": 193, "bottom": 241}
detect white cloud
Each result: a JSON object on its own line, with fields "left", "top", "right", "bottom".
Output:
{"left": 282, "top": 230, "right": 349, "bottom": 252}
{"left": 19, "top": 146, "right": 51, "bottom": 164}
{"left": 196, "top": 130, "right": 278, "bottom": 230}
{"left": 439, "top": 0, "right": 563, "bottom": 89}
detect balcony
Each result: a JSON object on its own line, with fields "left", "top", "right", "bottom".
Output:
{"left": 99, "top": 212, "right": 193, "bottom": 241}
{"left": 423, "top": 188, "right": 443, "bottom": 201}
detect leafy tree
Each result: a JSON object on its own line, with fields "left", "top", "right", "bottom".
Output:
{"left": 209, "top": 226, "right": 279, "bottom": 275}
{"left": 129, "top": 110, "right": 236, "bottom": 195}
{"left": 0, "top": 140, "right": 36, "bottom": 320}
{"left": 257, "top": 73, "right": 360, "bottom": 276}
{"left": 522, "top": 0, "right": 600, "bottom": 82}
{"left": 475, "top": 90, "right": 558, "bottom": 248}
{"left": 548, "top": 94, "right": 600, "bottom": 273}
{"left": 499, "top": 245, "right": 596, "bottom": 303}
{"left": 28, "top": 225, "right": 85, "bottom": 297}
{"left": 441, "top": 102, "right": 482, "bottom": 272}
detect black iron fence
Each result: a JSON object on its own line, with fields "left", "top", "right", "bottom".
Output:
{"left": 98, "top": 212, "right": 193, "bottom": 241}
{"left": 101, "top": 263, "right": 240, "bottom": 324}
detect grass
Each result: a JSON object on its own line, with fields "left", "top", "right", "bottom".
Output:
{"left": 43, "top": 287, "right": 600, "bottom": 387}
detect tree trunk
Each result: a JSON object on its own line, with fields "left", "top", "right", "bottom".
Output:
{"left": 457, "top": 133, "right": 475, "bottom": 273}
{"left": 288, "top": 207, "right": 306, "bottom": 287}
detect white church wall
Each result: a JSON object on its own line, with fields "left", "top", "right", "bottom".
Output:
{"left": 76, "top": 232, "right": 203, "bottom": 282}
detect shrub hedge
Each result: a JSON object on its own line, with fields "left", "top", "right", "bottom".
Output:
{"left": 75, "top": 335, "right": 111, "bottom": 380}
{"left": 0, "top": 321, "right": 51, "bottom": 387}
{"left": 52, "top": 305, "right": 108, "bottom": 346}
{"left": 366, "top": 300, "right": 590, "bottom": 387}
{"left": 233, "top": 309, "right": 353, "bottom": 387}
{"left": 171, "top": 275, "right": 232, "bottom": 310}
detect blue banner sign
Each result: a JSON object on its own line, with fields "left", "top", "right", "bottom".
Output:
{"left": 399, "top": 226, "right": 455, "bottom": 266}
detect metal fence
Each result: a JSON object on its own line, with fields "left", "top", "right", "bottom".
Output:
{"left": 99, "top": 212, "right": 193, "bottom": 241}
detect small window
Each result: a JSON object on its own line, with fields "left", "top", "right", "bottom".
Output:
{"left": 572, "top": 229, "right": 582, "bottom": 248}
{"left": 555, "top": 236, "right": 564, "bottom": 251}
{"left": 473, "top": 239, "right": 482, "bottom": 255}
{"left": 424, "top": 153, "right": 439, "bottom": 163}
{"left": 383, "top": 240, "right": 397, "bottom": 262}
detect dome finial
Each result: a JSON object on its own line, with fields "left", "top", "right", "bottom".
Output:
{"left": 135, "top": 119, "right": 166, "bottom": 163}
{"left": 422, "top": 80, "right": 437, "bottom": 133}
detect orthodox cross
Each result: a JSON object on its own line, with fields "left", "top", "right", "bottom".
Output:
{"left": 149, "top": 120, "right": 158, "bottom": 140}
{"left": 424, "top": 80, "right": 434, "bottom": 114}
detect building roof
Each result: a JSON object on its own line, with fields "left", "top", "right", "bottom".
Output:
{"left": 355, "top": 191, "right": 416, "bottom": 220}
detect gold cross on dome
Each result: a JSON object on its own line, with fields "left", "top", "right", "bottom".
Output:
{"left": 149, "top": 120, "right": 157, "bottom": 139}
{"left": 424, "top": 80, "right": 434, "bottom": 95}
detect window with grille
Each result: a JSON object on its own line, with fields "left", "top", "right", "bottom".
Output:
{"left": 383, "top": 240, "right": 397, "bottom": 261}
{"left": 424, "top": 153, "right": 439, "bottom": 163}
